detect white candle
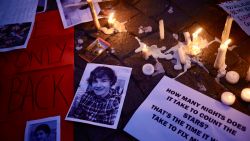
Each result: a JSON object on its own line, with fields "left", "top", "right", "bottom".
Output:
{"left": 108, "top": 12, "right": 115, "bottom": 28}
{"left": 214, "top": 39, "right": 231, "bottom": 69}
{"left": 159, "top": 19, "right": 164, "bottom": 40}
{"left": 177, "top": 44, "right": 186, "bottom": 64}
{"left": 142, "top": 45, "right": 150, "bottom": 60}
{"left": 225, "top": 71, "right": 240, "bottom": 84}
{"left": 246, "top": 66, "right": 250, "bottom": 82}
{"left": 221, "top": 92, "right": 236, "bottom": 105}
{"left": 142, "top": 63, "right": 154, "bottom": 75}
{"left": 241, "top": 88, "right": 250, "bottom": 102}
{"left": 221, "top": 16, "right": 233, "bottom": 44}
{"left": 183, "top": 32, "right": 191, "bottom": 45}
{"left": 87, "top": 0, "right": 101, "bottom": 30}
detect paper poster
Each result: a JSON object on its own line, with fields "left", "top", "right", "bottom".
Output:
{"left": 219, "top": 0, "right": 250, "bottom": 35}
{"left": 0, "top": 0, "right": 38, "bottom": 52}
{"left": 56, "top": 0, "right": 101, "bottom": 28}
{"left": 124, "top": 76, "right": 250, "bottom": 141}
{"left": 66, "top": 63, "right": 132, "bottom": 129}
{"left": 0, "top": 11, "right": 74, "bottom": 141}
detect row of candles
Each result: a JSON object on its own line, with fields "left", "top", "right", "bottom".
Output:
{"left": 86, "top": 1, "right": 250, "bottom": 105}
{"left": 140, "top": 17, "right": 250, "bottom": 105}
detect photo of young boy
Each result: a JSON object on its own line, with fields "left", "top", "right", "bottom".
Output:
{"left": 66, "top": 63, "right": 132, "bottom": 129}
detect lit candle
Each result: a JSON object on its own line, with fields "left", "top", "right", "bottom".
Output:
{"left": 142, "top": 63, "right": 155, "bottom": 75}
{"left": 221, "top": 92, "right": 236, "bottom": 105}
{"left": 225, "top": 71, "right": 240, "bottom": 84}
{"left": 142, "top": 45, "right": 150, "bottom": 60}
{"left": 241, "top": 88, "right": 250, "bottom": 102}
{"left": 221, "top": 16, "right": 233, "bottom": 44}
{"left": 159, "top": 19, "right": 164, "bottom": 40}
{"left": 177, "top": 44, "right": 186, "bottom": 64}
{"left": 246, "top": 66, "right": 250, "bottom": 82}
{"left": 87, "top": 0, "right": 101, "bottom": 30}
{"left": 214, "top": 39, "right": 231, "bottom": 69}
{"left": 108, "top": 12, "right": 115, "bottom": 28}
{"left": 192, "top": 28, "right": 202, "bottom": 42}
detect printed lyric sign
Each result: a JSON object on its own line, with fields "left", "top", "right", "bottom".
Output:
{"left": 219, "top": 0, "right": 250, "bottom": 35}
{"left": 66, "top": 63, "right": 132, "bottom": 129}
{"left": 0, "top": 11, "right": 74, "bottom": 141}
{"left": 124, "top": 76, "right": 250, "bottom": 141}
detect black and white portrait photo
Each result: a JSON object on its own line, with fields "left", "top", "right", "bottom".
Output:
{"left": 66, "top": 63, "right": 132, "bottom": 129}
{"left": 24, "top": 116, "right": 60, "bottom": 141}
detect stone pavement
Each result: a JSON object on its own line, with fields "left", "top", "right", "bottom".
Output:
{"left": 73, "top": 0, "right": 250, "bottom": 140}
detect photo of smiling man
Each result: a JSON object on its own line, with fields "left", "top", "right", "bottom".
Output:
{"left": 66, "top": 63, "right": 132, "bottom": 129}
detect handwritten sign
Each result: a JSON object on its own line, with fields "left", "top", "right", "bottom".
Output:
{"left": 219, "top": 0, "right": 250, "bottom": 35}
{"left": 124, "top": 76, "right": 250, "bottom": 141}
{"left": 0, "top": 11, "right": 74, "bottom": 141}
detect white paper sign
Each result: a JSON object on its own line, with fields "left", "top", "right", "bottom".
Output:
{"left": 124, "top": 76, "right": 250, "bottom": 141}
{"left": 219, "top": 0, "right": 250, "bottom": 35}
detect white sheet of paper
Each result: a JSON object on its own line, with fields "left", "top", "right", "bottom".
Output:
{"left": 0, "top": 0, "right": 38, "bottom": 52}
{"left": 219, "top": 0, "right": 250, "bottom": 35}
{"left": 56, "top": 0, "right": 101, "bottom": 29}
{"left": 124, "top": 76, "right": 250, "bottom": 141}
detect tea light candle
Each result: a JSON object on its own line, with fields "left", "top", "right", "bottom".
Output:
{"left": 142, "top": 63, "right": 154, "bottom": 75}
{"left": 159, "top": 19, "right": 164, "bottom": 40}
{"left": 225, "top": 71, "right": 240, "bottom": 84}
{"left": 214, "top": 39, "right": 231, "bottom": 69}
{"left": 87, "top": 0, "right": 101, "bottom": 30}
{"left": 108, "top": 12, "right": 115, "bottom": 28}
{"left": 246, "top": 66, "right": 250, "bottom": 82}
{"left": 241, "top": 88, "right": 250, "bottom": 102}
{"left": 142, "top": 45, "right": 150, "bottom": 60}
{"left": 221, "top": 16, "right": 233, "bottom": 44}
{"left": 221, "top": 92, "right": 236, "bottom": 105}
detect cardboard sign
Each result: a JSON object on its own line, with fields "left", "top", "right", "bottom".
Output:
{"left": 0, "top": 11, "right": 74, "bottom": 141}
{"left": 219, "top": 0, "right": 250, "bottom": 35}
{"left": 124, "top": 76, "right": 250, "bottom": 141}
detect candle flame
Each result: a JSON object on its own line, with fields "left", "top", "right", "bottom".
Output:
{"left": 108, "top": 12, "right": 115, "bottom": 24}
{"left": 142, "top": 45, "right": 148, "bottom": 52}
{"left": 224, "top": 39, "right": 231, "bottom": 46}
{"left": 195, "top": 28, "right": 203, "bottom": 35}
{"left": 192, "top": 28, "right": 203, "bottom": 39}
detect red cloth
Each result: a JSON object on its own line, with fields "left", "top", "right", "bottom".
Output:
{"left": 0, "top": 11, "right": 74, "bottom": 141}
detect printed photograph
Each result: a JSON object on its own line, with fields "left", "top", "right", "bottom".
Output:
{"left": 0, "top": 22, "right": 31, "bottom": 49}
{"left": 24, "top": 116, "right": 60, "bottom": 141}
{"left": 79, "top": 38, "right": 110, "bottom": 62}
{"left": 66, "top": 63, "right": 132, "bottom": 129}
{"left": 56, "top": 0, "right": 101, "bottom": 28}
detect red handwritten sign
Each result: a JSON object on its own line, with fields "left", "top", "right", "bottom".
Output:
{"left": 0, "top": 11, "right": 74, "bottom": 141}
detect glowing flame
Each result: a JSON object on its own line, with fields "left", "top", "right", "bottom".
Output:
{"left": 192, "top": 28, "right": 203, "bottom": 39}
{"left": 108, "top": 12, "right": 115, "bottom": 25}
{"left": 224, "top": 39, "right": 231, "bottom": 46}
{"left": 142, "top": 45, "right": 148, "bottom": 52}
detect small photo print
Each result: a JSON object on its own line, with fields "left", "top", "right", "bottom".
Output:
{"left": 66, "top": 63, "right": 132, "bottom": 129}
{"left": 0, "top": 22, "right": 32, "bottom": 49}
{"left": 79, "top": 38, "right": 110, "bottom": 62}
{"left": 56, "top": 0, "right": 101, "bottom": 28}
{"left": 24, "top": 116, "right": 60, "bottom": 141}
